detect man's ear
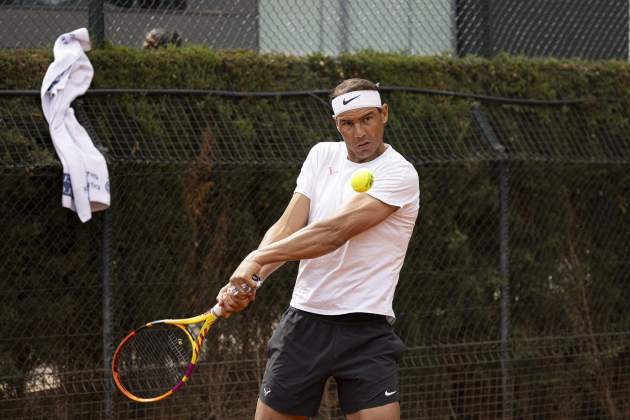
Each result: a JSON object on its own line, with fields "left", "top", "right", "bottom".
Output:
{"left": 333, "top": 116, "right": 341, "bottom": 133}
{"left": 381, "top": 104, "right": 389, "bottom": 124}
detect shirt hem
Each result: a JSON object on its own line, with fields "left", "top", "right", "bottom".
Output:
{"left": 289, "top": 301, "right": 394, "bottom": 319}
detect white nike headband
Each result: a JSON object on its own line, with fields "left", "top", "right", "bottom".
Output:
{"left": 331, "top": 90, "right": 382, "bottom": 118}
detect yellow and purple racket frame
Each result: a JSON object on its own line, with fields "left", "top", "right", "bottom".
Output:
{"left": 111, "top": 306, "right": 220, "bottom": 403}
{"left": 112, "top": 275, "right": 261, "bottom": 403}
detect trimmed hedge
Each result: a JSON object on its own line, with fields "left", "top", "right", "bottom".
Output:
{"left": 3, "top": 46, "right": 630, "bottom": 99}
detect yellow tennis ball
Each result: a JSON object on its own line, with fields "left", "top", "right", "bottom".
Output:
{"left": 351, "top": 169, "right": 374, "bottom": 192}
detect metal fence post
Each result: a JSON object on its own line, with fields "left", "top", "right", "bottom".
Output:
{"left": 472, "top": 104, "right": 513, "bottom": 419}
{"left": 102, "top": 210, "right": 113, "bottom": 419}
{"left": 498, "top": 161, "right": 512, "bottom": 420}
{"left": 339, "top": 0, "right": 349, "bottom": 54}
{"left": 88, "top": 0, "right": 105, "bottom": 48}
{"left": 318, "top": 0, "right": 325, "bottom": 53}
{"left": 407, "top": 0, "right": 413, "bottom": 54}
{"left": 451, "top": 0, "right": 458, "bottom": 57}
{"left": 75, "top": 101, "right": 113, "bottom": 417}
{"left": 482, "top": 0, "right": 493, "bottom": 58}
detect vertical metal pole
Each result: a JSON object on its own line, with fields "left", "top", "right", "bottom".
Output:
{"left": 318, "top": 0, "right": 325, "bottom": 53}
{"left": 451, "top": 0, "right": 458, "bottom": 57}
{"left": 76, "top": 101, "right": 112, "bottom": 416}
{"left": 254, "top": 0, "right": 261, "bottom": 53}
{"left": 88, "top": 0, "right": 105, "bottom": 48}
{"left": 73, "top": 102, "right": 112, "bottom": 417}
{"left": 339, "top": 0, "right": 349, "bottom": 53}
{"left": 482, "top": 0, "right": 493, "bottom": 57}
{"left": 472, "top": 105, "right": 513, "bottom": 420}
{"left": 102, "top": 210, "right": 113, "bottom": 419}
{"left": 498, "top": 162, "right": 513, "bottom": 420}
{"left": 407, "top": 0, "right": 413, "bottom": 54}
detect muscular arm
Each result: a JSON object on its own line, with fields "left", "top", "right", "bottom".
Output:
{"left": 230, "top": 193, "right": 398, "bottom": 292}
{"left": 216, "top": 192, "right": 309, "bottom": 316}
{"left": 256, "top": 192, "right": 310, "bottom": 280}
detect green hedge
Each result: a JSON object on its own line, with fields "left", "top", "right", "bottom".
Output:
{"left": 4, "top": 46, "right": 630, "bottom": 99}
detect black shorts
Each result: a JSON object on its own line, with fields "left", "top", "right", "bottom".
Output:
{"left": 259, "top": 306, "right": 405, "bottom": 417}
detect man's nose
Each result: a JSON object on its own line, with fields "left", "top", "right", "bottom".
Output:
{"left": 354, "top": 123, "right": 366, "bottom": 138}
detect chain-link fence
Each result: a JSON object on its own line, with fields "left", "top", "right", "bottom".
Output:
{"left": 1, "top": 88, "right": 629, "bottom": 419}
{"left": 1, "top": 0, "right": 628, "bottom": 59}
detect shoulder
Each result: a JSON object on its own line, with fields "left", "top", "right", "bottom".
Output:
{"left": 381, "top": 147, "right": 418, "bottom": 181}
{"left": 304, "top": 142, "right": 344, "bottom": 163}
{"left": 309, "top": 141, "right": 344, "bottom": 155}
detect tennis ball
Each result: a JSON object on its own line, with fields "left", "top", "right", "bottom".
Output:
{"left": 351, "top": 168, "right": 374, "bottom": 192}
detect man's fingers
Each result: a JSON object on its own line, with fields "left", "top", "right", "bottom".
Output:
{"left": 221, "top": 299, "right": 240, "bottom": 314}
{"left": 225, "top": 291, "right": 251, "bottom": 309}
{"left": 245, "top": 276, "right": 258, "bottom": 290}
{"left": 216, "top": 284, "right": 230, "bottom": 305}
{"left": 230, "top": 273, "right": 260, "bottom": 294}
{"left": 220, "top": 274, "right": 257, "bottom": 318}
{"left": 216, "top": 282, "right": 250, "bottom": 318}
{"left": 230, "top": 278, "right": 249, "bottom": 294}
{"left": 221, "top": 310, "right": 232, "bottom": 319}
{"left": 233, "top": 290, "right": 254, "bottom": 301}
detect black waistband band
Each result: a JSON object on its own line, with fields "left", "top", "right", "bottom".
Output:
{"left": 290, "top": 306, "right": 386, "bottom": 323}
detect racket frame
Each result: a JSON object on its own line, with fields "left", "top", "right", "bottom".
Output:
{"left": 112, "top": 275, "right": 261, "bottom": 403}
{"left": 111, "top": 307, "right": 219, "bottom": 403}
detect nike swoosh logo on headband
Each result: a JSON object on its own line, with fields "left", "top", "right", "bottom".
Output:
{"left": 342, "top": 95, "right": 360, "bottom": 105}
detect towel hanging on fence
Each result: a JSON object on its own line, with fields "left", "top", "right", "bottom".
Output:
{"left": 41, "top": 28, "right": 110, "bottom": 223}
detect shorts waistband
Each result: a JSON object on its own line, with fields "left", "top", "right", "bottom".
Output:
{"left": 289, "top": 306, "right": 386, "bottom": 323}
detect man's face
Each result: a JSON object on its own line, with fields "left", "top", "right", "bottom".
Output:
{"left": 335, "top": 104, "right": 389, "bottom": 163}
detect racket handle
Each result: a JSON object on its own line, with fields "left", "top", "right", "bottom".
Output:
{"left": 212, "top": 274, "right": 263, "bottom": 317}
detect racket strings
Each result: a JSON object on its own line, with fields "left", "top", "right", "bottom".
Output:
{"left": 168, "top": 332, "right": 189, "bottom": 367}
{"left": 115, "top": 324, "right": 193, "bottom": 398}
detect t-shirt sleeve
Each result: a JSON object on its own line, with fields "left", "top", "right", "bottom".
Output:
{"left": 295, "top": 144, "right": 321, "bottom": 199}
{"left": 367, "top": 163, "right": 419, "bottom": 208}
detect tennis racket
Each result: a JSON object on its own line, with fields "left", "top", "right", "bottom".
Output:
{"left": 111, "top": 275, "right": 262, "bottom": 403}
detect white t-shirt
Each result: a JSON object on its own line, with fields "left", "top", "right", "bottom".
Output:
{"left": 290, "top": 141, "right": 420, "bottom": 318}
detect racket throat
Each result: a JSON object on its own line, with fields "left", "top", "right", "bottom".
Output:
{"left": 172, "top": 362, "right": 196, "bottom": 392}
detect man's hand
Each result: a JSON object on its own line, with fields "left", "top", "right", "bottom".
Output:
{"left": 216, "top": 252, "right": 263, "bottom": 319}
{"left": 229, "top": 252, "right": 262, "bottom": 294}
{"left": 216, "top": 283, "right": 256, "bottom": 319}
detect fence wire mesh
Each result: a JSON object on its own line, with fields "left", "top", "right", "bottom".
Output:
{"left": 1, "top": 89, "right": 630, "bottom": 419}
{"left": 0, "top": 0, "right": 627, "bottom": 59}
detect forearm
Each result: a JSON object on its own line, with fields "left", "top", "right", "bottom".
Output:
{"left": 228, "top": 193, "right": 396, "bottom": 295}
{"left": 256, "top": 222, "right": 289, "bottom": 279}
{"left": 250, "top": 193, "right": 397, "bottom": 268}
{"left": 252, "top": 219, "right": 347, "bottom": 267}
{"left": 253, "top": 192, "right": 311, "bottom": 280}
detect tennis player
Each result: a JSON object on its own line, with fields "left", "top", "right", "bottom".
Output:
{"left": 218, "top": 78, "right": 419, "bottom": 420}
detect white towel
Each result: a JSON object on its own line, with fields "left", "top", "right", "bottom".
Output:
{"left": 41, "top": 28, "right": 110, "bottom": 222}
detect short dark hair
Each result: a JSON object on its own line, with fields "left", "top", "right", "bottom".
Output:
{"left": 331, "top": 78, "right": 378, "bottom": 99}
